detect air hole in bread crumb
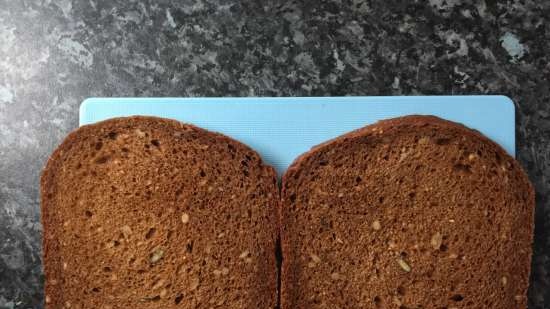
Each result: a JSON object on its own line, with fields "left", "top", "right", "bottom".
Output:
{"left": 107, "top": 132, "right": 117, "bottom": 140}
{"left": 373, "top": 296, "right": 382, "bottom": 306}
{"left": 453, "top": 163, "right": 472, "bottom": 174}
{"left": 146, "top": 296, "right": 161, "bottom": 302}
{"left": 103, "top": 266, "right": 111, "bottom": 272}
{"left": 85, "top": 210, "right": 93, "bottom": 217}
{"left": 94, "top": 156, "right": 110, "bottom": 164}
{"left": 175, "top": 294, "right": 183, "bottom": 304}
{"left": 91, "top": 287, "right": 100, "bottom": 293}
{"left": 289, "top": 194, "right": 296, "bottom": 203}
{"left": 95, "top": 142, "right": 103, "bottom": 150}
{"left": 121, "top": 147, "right": 129, "bottom": 153}
{"left": 450, "top": 294, "right": 464, "bottom": 302}
{"left": 186, "top": 241, "right": 194, "bottom": 253}
{"left": 436, "top": 137, "right": 451, "bottom": 145}
{"left": 397, "top": 285, "right": 406, "bottom": 295}
{"left": 355, "top": 176, "right": 362, "bottom": 184}
{"left": 151, "top": 139, "right": 160, "bottom": 147}
{"left": 145, "top": 228, "right": 156, "bottom": 239}
{"left": 440, "top": 244, "right": 448, "bottom": 252}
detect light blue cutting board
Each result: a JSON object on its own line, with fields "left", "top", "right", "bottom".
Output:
{"left": 80, "top": 96, "right": 515, "bottom": 175}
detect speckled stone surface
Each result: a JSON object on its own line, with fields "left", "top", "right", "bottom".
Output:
{"left": 0, "top": 0, "right": 548, "bottom": 308}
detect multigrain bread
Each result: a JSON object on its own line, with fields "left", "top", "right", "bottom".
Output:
{"left": 281, "top": 115, "right": 534, "bottom": 309}
{"left": 41, "top": 116, "right": 279, "bottom": 309}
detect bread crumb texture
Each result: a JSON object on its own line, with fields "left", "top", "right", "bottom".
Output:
{"left": 281, "top": 115, "right": 534, "bottom": 309}
{"left": 41, "top": 116, "right": 279, "bottom": 309}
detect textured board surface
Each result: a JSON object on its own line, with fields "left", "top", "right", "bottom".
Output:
{"left": 80, "top": 96, "right": 515, "bottom": 175}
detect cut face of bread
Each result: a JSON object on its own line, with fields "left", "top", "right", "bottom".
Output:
{"left": 41, "top": 116, "right": 279, "bottom": 309}
{"left": 281, "top": 115, "right": 534, "bottom": 309}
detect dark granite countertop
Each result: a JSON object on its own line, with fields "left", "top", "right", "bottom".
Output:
{"left": 0, "top": 1, "right": 548, "bottom": 308}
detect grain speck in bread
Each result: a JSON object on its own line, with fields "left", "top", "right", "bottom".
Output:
{"left": 281, "top": 115, "right": 534, "bottom": 309}
{"left": 41, "top": 116, "right": 279, "bottom": 309}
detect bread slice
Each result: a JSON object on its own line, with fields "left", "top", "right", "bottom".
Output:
{"left": 41, "top": 116, "right": 279, "bottom": 309}
{"left": 281, "top": 115, "right": 534, "bottom": 309}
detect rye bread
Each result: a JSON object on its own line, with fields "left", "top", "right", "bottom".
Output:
{"left": 281, "top": 115, "right": 534, "bottom": 309}
{"left": 41, "top": 116, "right": 279, "bottom": 309}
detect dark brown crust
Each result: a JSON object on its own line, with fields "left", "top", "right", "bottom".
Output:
{"left": 41, "top": 116, "right": 279, "bottom": 309}
{"left": 280, "top": 115, "right": 535, "bottom": 309}
{"left": 283, "top": 115, "right": 519, "bottom": 179}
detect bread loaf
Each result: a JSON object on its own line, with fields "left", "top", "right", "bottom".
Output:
{"left": 41, "top": 116, "right": 279, "bottom": 309}
{"left": 281, "top": 115, "right": 534, "bottom": 309}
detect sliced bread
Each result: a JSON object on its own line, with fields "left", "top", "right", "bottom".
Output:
{"left": 41, "top": 116, "right": 279, "bottom": 309}
{"left": 281, "top": 115, "right": 534, "bottom": 308}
